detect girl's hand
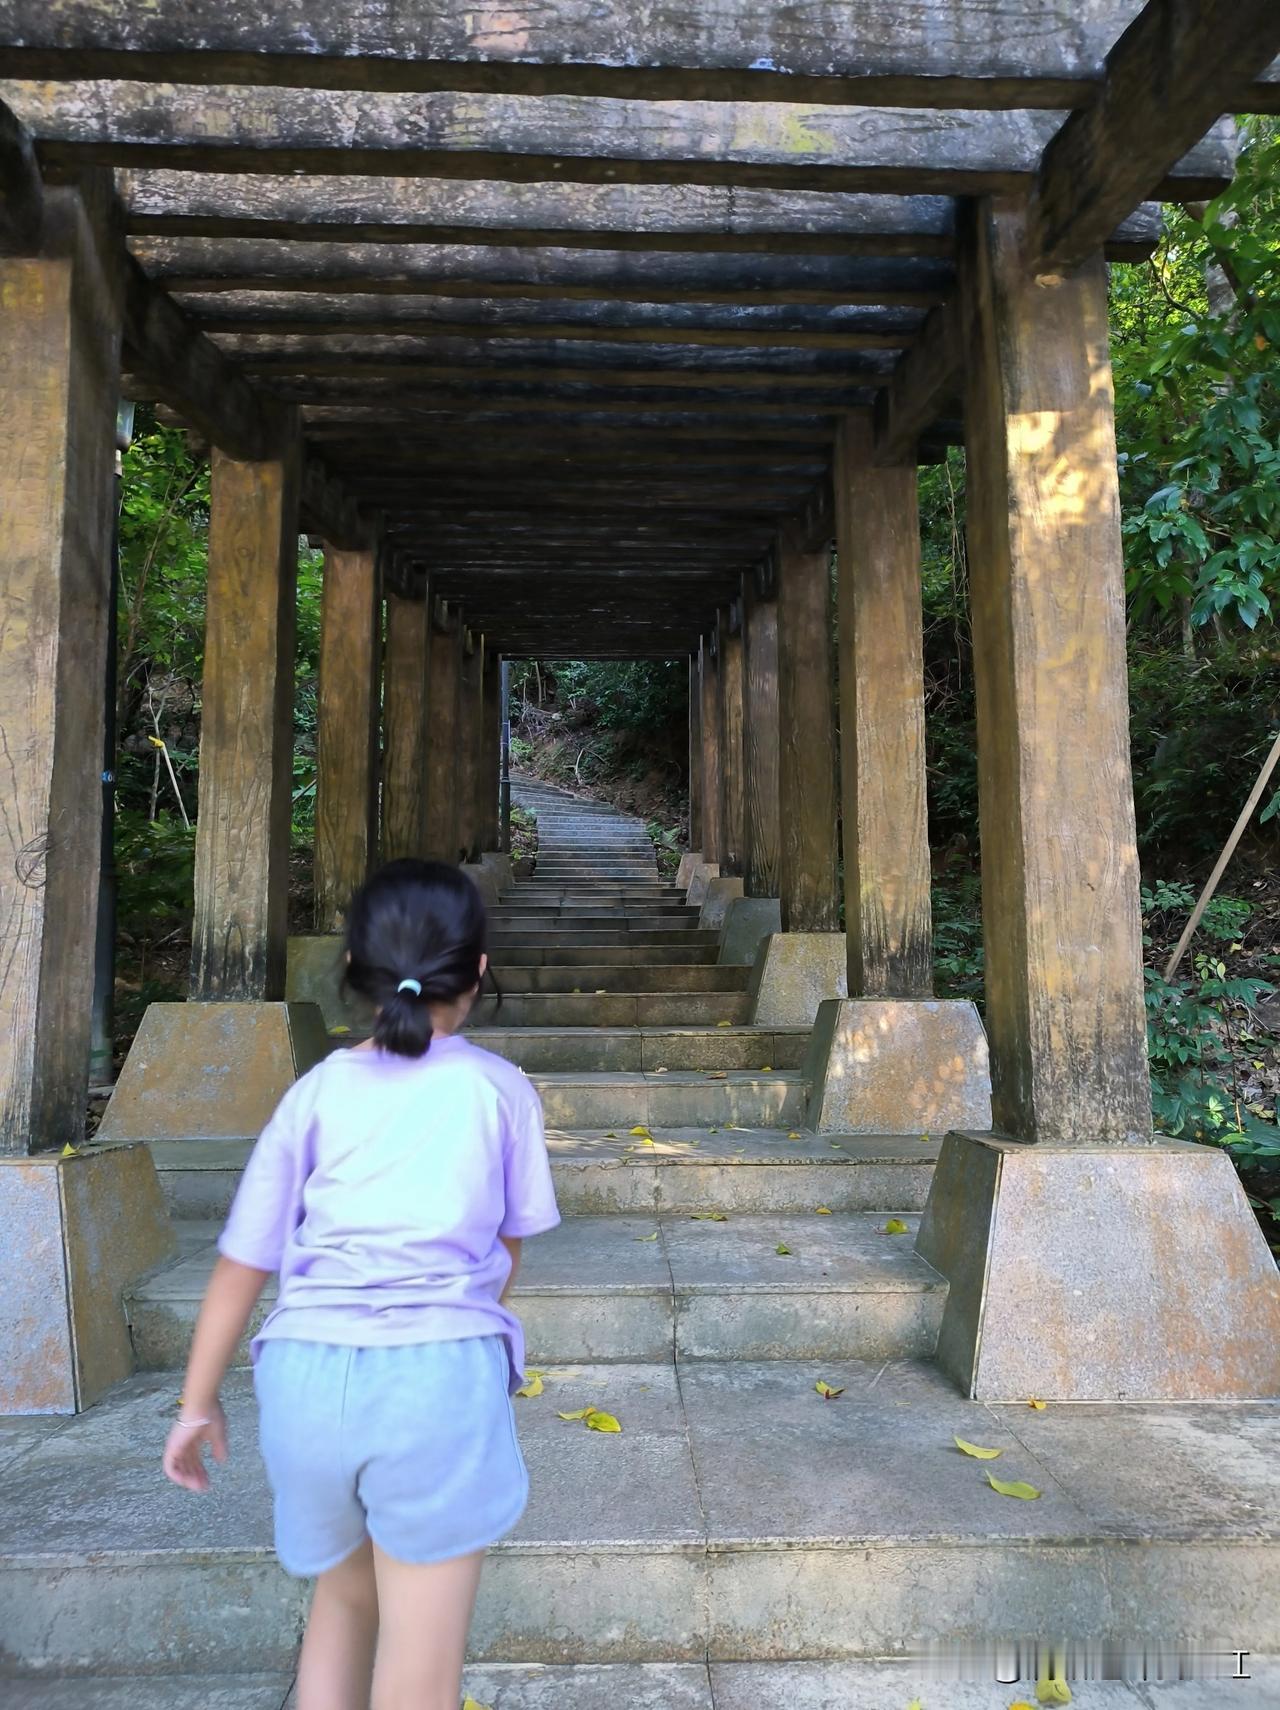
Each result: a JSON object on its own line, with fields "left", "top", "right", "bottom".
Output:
{"left": 162, "top": 1401, "right": 228, "bottom": 1491}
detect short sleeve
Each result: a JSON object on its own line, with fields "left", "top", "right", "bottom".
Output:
{"left": 217, "top": 1074, "right": 317, "bottom": 1272}
{"left": 499, "top": 1085, "right": 560, "bottom": 1239}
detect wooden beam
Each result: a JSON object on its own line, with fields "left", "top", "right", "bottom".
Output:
{"left": 135, "top": 237, "right": 955, "bottom": 306}
{"left": 6, "top": 2, "right": 1277, "bottom": 111}
{"left": 302, "top": 409, "right": 835, "bottom": 443}
{"left": 0, "top": 97, "right": 42, "bottom": 252}
{"left": 300, "top": 456, "right": 373, "bottom": 552}
{"left": 871, "top": 296, "right": 964, "bottom": 466}
{"left": 206, "top": 317, "right": 916, "bottom": 353}
{"left": 1032, "top": 0, "right": 1280, "bottom": 272}
{"left": 11, "top": 82, "right": 1234, "bottom": 197}
{"left": 230, "top": 352, "right": 895, "bottom": 392}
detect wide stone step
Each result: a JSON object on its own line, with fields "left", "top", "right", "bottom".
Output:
{"left": 531, "top": 1069, "right": 807, "bottom": 1129}
{"left": 7, "top": 1662, "right": 1275, "bottom": 1710}
{"left": 479, "top": 992, "right": 751, "bottom": 1025}
{"left": 4, "top": 1361, "right": 1273, "bottom": 1676}
{"left": 490, "top": 943, "right": 721, "bottom": 967}
{"left": 490, "top": 912, "right": 701, "bottom": 930}
{"left": 126, "top": 1212, "right": 946, "bottom": 1371}
{"left": 489, "top": 930, "right": 720, "bottom": 950}
{"left": 151, "top": 1132, "right": 940, "bottom": 1221}
{"left": 466, "top": 1025, "right": 809, "bottom": 1072}
{"left": 483, "top": 964, "right": 748, "bottom": 993}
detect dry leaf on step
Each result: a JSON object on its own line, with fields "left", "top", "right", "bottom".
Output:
{"left": 760, "top": 1064, "right": 772, "bottom": 1071}
{"left": 907, "top": 1700, "right": 925, "bottom": 1710}
{"left": 654, "top": 1066, "right": 669, "bottom": 1073}
{"left": 595, "top": 989, "right": 608, "bottom": 995}
{"left": 815, "top": 1380, "right": 845, "bottom": 1400}
{"left": 815, "top": 1206, "right": 833, "bottom": 1215}
{"left": 558, "top": 1408, "right": 593, "bottom": 1421}
{"left": 1036, "top": 1676, "right": 1072, "bottom": 1705}
{"left": 954, "top": 1436, "right": 1002, "bottom": 1460}
{"left": 1009, "top": 1702, "right": 1036, "bottom": 1710}
{"left": 605, "top": 1132, "right": 617, "bottom": 1138}
{"left": 579, "top": 1410, "right": 621, "bottom": 1433}
{"left": 1028, "top": 1397, "right": 1047, "bottom": 1410}
{"left": 882, "top": 1218, "right": 909, "bottom": 1235}
{"left": 60, "top": 1144, "right": 80, "bottom": 1158}
{"left": 634, "top": 1232, "right": 660, "bottom": 1243}
{"left": 515, "top": 1375, "right": 544, "bottom": 1399}
{"left": 629, "top": 1126, "right": 652, "bottom": 1137}
{"left": 630, "top": 1137, "right": 657, "bottom": 1149}
{"left": 716, "top": 1020, "right": 732, "bottom": 1027}
{"left": 787, "top": 1131, "right": 802, "bottom": 1141}
{"left": 462, "top": 1698, "right": 492, "bottom": 1710}
{"left": 690, "top": 1211, "right": 728, "bottom": 1221}
{"left": 705, "top": 1071, "right": 728, "bottom": 1080}
{"left": 775, "top": 1243, "right": 792, "bottom": 1256}
{"left": 987, "top": 1473, "right": 1042, "bottom": 1500}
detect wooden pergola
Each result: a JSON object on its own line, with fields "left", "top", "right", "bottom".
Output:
{"left": 3, "top": 2, "right": 1280, "bottom": 1411}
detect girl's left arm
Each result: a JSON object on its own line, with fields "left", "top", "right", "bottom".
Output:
{"left": 499, "top": 1235, "right": 522, "bottom": 1304}
{"left": 162, "top": 1255, "right": 271, "bottom": 1491}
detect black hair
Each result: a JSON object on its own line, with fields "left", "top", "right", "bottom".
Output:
{"left": 342, "top": 859, "right": 498, "bottom": 1057}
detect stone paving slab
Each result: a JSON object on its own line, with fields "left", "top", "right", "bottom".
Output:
{"left": 5, "top": 1679, "right": 294, "bottom": 1708}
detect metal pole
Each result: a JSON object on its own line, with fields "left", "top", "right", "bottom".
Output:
{"left": 499, "top": 658, "right": 512, "bottom": 854}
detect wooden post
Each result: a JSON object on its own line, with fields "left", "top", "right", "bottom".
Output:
{"left": 960, "top": 195, "right": 1149, "bottom": 1142}
{"left": 777, "top": 528, "right": 840, "bottom": 932}
{"left": 688, "top": 653, "right": 703, "bottom": 854}
{"left": 699, "top": 634, "right": 723, "bottom": 868}
{"left": 742, "top": 576, "right": 782, "bottom": 898}
{"left": 833, "top": 415, "right": 933, "bottom": 999}
{"left": 425, "top": 605, "right": 461, "bottom": 862}
{"left": 718, "top": 605, "right": 746, "bottom": 877}
{"left": 0, "top": 182, "right": 122, "bottom": 1153}
{"left": 314, "top": 543, "right": 380, "bottom": 930}
{"left": 191, "top": 430, "right": 301, "bottom": 1002}
{"left": 481, "top": 646, "right": 502, "bottom": 852}
{"left": 456, "top": 629, "right": 484, "bottom": 864}
{"left": 381, "top": 587, "right": 429, "bottom": 862}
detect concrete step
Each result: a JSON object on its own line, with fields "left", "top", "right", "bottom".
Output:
{"left": 490, "top": 912, "right": 701, "bottom": 929}
{"left": 478, "top": 992, "right": 751, "bottom": 1026}
{"left": 483, "top": 964, "right": 748, "bottom": 992}
{"left": 4, "top": 1360, "right": 1274, "bottom": 1676}
{"left": 467, "top": 1025, "right": 809, "bottom": 1073}
{"left": 489, "top": 930, "right": 720, "bottom": 951}
{"left": 126, "top": 1212, "right": 946, "bottom": 1370}
{"left": 150, "top": 1132, "right": 941, "bottom": 1221}
{"left": 530, "top": 1069, "right": 807, "bottom": 1129}
{"left": 492, "top": 944, "right": 721, "bottom": 966}
{"left": 492, "top": 921, "right": 707, "bottom": 941}
{"left": 7, "top": 1662, "right": 1276, "bottom": 1710}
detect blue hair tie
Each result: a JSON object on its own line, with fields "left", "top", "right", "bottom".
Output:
{"left": 397, "top": 978, "right": 423, "bottom": 997}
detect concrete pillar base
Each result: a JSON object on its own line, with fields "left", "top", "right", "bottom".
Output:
{"left": 98, "top": 1001, "right": 330, "bottom": 1145}
{"left": 0, "top": 1144, "right": 176, "bottom": 1414}
{"left": 918, "top": 1131, "right": 1280, "bottom": 1401}
{"left": 687, "top": 862, "right": 720, "bottom": 906}
{"left": 719, "top": 897, "right": 782, "bottom": 966}
{"left": 747, "top": 932, "right": 847, "bottom": 1026}
{"left": 699, "top": 875, "right": 745, "bottom": 930}
{"left": 806, "top": 997, "right": 991, "bottom": 1134}
{"left": 675, "top": 851, "right": 702, "bottom": 890}
{"left": 465, "top": 851, "right": 514, "bottom": 906}
{"left": 287, "top": 934, "right": 360, "bottom": 1032}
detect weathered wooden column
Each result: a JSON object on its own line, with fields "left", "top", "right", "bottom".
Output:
{"left": 747, "top": 523, "right": 847, "bottom": 1025}
{"left": 680, "top": 652, "right": 703, "bottom": 886}
{"left": 807, "top": 416, "right": 989, "bottom": 1133}
{"left": 721, "top": 571, "right": 784, "bottom": 966}
{"left": 381, "top": 586, "right": 430, "bottom": 862}
{"left": 455, "top": 629, "right": 484, "bottom": 865}
{"left": 717, "top": 605, "right": 746, "bottom": 879}
{"left": 481, "top": 647, "right": 503, "bottom": 852}
{"left": 0, "top": 177, "right": 173, "bottom": 1411}
{"left": 314, "top": 542, "right": 380, "bottom": 930}
{"left": 424, "top": 601, "right": 462, "bottom": 862}
{"left": 693, "top": 633, "right": 723, "bottom": 904}
{"left": 915, "top": 197, "right": 1280, "bottom": 1401}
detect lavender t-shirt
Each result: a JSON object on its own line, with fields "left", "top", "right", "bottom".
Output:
{"left": 218, "top": 1035, "right": 560, "bottom": 1390}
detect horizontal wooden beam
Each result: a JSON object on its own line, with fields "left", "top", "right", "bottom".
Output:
{"left": 5, "top": 2, "right": 1276, "bottom": 110}
{"left": 8, "top": 82, "right": 1234, "bottom": 197}
{"left": 0, "top": 97, "right": 42, "bottom": 251}
{"left": 133, "top": 237, "right": 956, "bottom": 306}
{"left": 299, "top": 456, "right": 373, "bottom": 551}
{"left": 265, "top": 378, "right": 881, "bottom": 413}
{"left": 1031, "top": 0, "right": 1280, "bottom": 271}
{"left": 203, "top": 316, "right": 916, "bottom": 353}
{"left": 301, "top": 408, "right": 835, "bottom": 442}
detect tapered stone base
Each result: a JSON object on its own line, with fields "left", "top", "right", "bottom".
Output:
{"left": 687, "top": 862, "right": 720, "bottom": 906}
{"left": 465, "top": 851, "right": 514, "bottom": 906}
{"left": 806, "top": 998, "right": 991, "bottom": 1134}
{"left": 918, "top": 1131, "right": 1280, "bottom": 1400}
{"left": 675, "top": 851, "right": 702, "bottom": 890}
{"left": 98, "top": 1001, "right": 330, "bottom": 1145}
{"left": 745, "top": 933, "right": 847, "bottom": 1027}
{"left": 699, "top": 876, "right": 745, "bottom": 929}
{"left": 287, "top": 933, "right": 360, "bottom": 1032}
{"left": 718, "top": 897, "right": 782, "bottom": 967}
{"left": 0, "top": 1144, "right": 175, "bottom": 1414}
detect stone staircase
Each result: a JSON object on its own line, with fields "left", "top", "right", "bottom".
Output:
{"left": 1, "top": 777, "right": 1277, "bottom": 1707}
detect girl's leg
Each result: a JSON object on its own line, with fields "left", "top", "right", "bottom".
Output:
{"left": 368, "top": 1542, "right": 485, "bottom": 1710}
{"left": 295, "top": 1537, "right": 379, "bottom": 1710}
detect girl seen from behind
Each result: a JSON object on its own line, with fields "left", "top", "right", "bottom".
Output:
{"left": 162, "top": 859, "right": 559, "bottom": 1710}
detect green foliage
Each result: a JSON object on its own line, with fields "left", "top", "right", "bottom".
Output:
{"left": 932, "top": 874, "right": 984, "bottom": 1004}
{"left": 114, "top": 807, "right": 196, "bottom": 929}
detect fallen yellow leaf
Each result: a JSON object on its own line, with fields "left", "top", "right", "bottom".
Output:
{"left": 557, "top": 1408, "right": 593, "bottom": 1421}
{"left": 629, "top": 1126, "right": 652, "bottom": 1137}
{"left": 759, "top": 1064, "right": 772, "bottom": 1072}
{"left": 605, "top": 1132, "right": 617, "bottom": 1139}
{"left": 954, "top": 1436, "right": 1003, "bottom": 1460}
{"left": 775, "top": 1243, "right": 792, "bottom": 1255}
{"left": 690, "top": 1211, "right": 728, "bottom": 1222}
{"left": 987, "top": 1473, "right": 1042, "bottom": 1500}
{"left": 595, "top": 989, "right": 608, "bottom": 995}
{"left": 907, "top": 1700, "right": 925, "bottom": 1710}
{"left": 572, "top": 987, "right": 582, "bottom": 994}
{"left": 716, "top": 1020, "right": 732, "bottom": 1027}
{"left": 1009, "top": 1702, "right": 1036, "bottom": 1710}
{"left": 634, "top": 1232, "right": 660, "bottom": 1243}
{"left": 708, "top": 1126, "right": 719, "bottom": 1133}
{"left": 330, "top": 1025, "right": 351, "bottom": 1035}
{"left": 787, "top": 1131, "right": 803, "bottom": 1141}
{"left": 585, "top": 1410, "right": 621, "bottom": 1433}
{"left": 60, "top": 1143, "right": 80, "bottom": 1158}
{"left": 462, "top": 1698, "right": 492, "bottom": 1710}
{"left": 815, "top": 1380, "right": 845, "bottom": 1400}
{"left": 1036, "top": 1675, "right": 1072, "bottom": 1705}
{"left": 630, "top": 1137, "right": 657, "bottom": 1149}
{"left": 815, "top": 1205, "right": 833, "bottom": 1215}
{"left": 883, "top": 1218, "right": 909, "bottom": 1235}
{"left": 516, "top": 1374, "right": 544, "bottom": 1399}
{"left": 1028, "top": 1397, "right": 1047, "bottom": 1411}
{"left": 654, "top": 1066, "right": 669, "bottom": 1074}
{"left": 706, "top": 1071, "right": 728, "bottom": 1080}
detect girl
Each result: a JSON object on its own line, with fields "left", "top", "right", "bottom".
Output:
{"left": 163, "top": 859, "right": 559, "bottom": 1710}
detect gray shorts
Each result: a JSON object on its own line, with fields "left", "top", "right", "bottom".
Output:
{"left": 253, "top": 1336, "right": 528, "bottom": 1577}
